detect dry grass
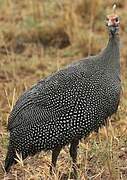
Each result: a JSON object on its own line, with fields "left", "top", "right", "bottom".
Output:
{"left": 0, "top": 0, "right": 127, "bottom": 179}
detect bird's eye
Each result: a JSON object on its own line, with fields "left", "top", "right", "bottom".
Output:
{"left": 115, "top": 17, "right": 119, "bottom": 22}
{"left": 106, "top": 17, "right": 109, "bottom": 21}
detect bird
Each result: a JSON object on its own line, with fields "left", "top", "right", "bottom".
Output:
{"left": 5, "top": 5, "right": 121, "bottom": 177}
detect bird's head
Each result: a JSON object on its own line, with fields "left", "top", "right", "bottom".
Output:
{"left": 106, "top": 5, "right": 120, "bottom": 36}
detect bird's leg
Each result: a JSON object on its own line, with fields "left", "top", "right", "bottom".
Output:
{"left": 50, "top": 145, "right": 62, "bottom": 175}
{"left": 69, "top": 138, "right": 79, "bottom": 178}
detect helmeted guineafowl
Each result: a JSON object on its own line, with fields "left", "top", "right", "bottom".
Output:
{"left": 5, "top": 7, "right": 121, "bottom": 176}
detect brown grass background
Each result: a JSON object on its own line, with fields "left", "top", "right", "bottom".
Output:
{"left": 0, "top": 0, "right": 127, "bottom": 179}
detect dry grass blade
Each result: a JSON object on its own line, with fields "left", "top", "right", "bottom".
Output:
{"left": 4, "top": 88, "right": 11, "bottom": 110}
{"left": 14, "top": 151, "right": 24, "bottom": 167}
{"left": 10, "top": 88, "right": 16, "bottom": 112}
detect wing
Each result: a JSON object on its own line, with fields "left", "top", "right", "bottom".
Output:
{"left": 7, "top": 56, "right": 100, "bottom": 131}
{"left": 7, "top": 61, "right": 88, "bottom": 131}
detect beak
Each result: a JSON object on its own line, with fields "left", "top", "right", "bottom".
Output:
{"left": 108, "top": 26, "right": 117, "bottom": 34}
{"left": 108, "top": 25, "right": 119, "bottom": 35}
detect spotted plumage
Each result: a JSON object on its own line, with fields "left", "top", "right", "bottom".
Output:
{"left": 5, "top": 13, "right": 121, "bottom": 175}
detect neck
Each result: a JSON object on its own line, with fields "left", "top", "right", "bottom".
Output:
{"left": 101, "top": 33, "right": 120, "bottom": 72}
{"left": 106, "top": 33, "right": 120, "bottom": 53}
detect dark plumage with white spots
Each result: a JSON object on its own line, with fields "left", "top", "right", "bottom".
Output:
{"left": 5, "top": 11, "right": 121, "bottom": 175}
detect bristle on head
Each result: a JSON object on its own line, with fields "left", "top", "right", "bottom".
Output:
{"left": 107, "top": 4, "right": 118, "bottom": 19}
{"left": 113, "top": 4, "right": 117, "bottom": 15}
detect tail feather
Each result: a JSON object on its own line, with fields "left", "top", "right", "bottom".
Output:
{"left": 4, "top": 149, "right": 16, "bottom": 173}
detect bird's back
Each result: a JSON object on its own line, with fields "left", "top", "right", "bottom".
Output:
{"left": 7, "top": 57, "right": 96, "bottom": 130}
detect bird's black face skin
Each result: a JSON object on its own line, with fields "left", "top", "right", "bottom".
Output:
{"left": 106, "top": 15, "right": 120, "bottom": 36}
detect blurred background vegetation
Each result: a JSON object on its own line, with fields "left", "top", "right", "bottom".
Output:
{"left": 0, "top": 0, "right": 127, "bottom": 179}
